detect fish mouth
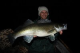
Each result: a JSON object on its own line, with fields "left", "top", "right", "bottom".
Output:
{"left": 63, "top": 24, "right": 67, "bottom": 30}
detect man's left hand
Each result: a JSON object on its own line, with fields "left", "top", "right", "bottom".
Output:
{"left": 59, "top": 30, "right": 63, "bottom": 35}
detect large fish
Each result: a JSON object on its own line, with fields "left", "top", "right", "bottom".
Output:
{"left": 8, "top": 19, "right": 67, "bottom": 44}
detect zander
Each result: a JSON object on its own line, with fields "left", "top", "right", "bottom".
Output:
{"left": 8, "top": 22, "right": 67, "bottom": 44}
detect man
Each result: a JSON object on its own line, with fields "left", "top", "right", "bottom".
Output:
{"left": 14, "top": 6, "right": 63, "bottom": 53}
{"left": 26, "top": 6, "right": 63, "bottom": 53}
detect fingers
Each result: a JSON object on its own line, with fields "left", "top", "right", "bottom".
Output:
{"left": 59, "top": 30, "right": 63, "bottom": 35}
{"left": 33, "top": 35, "right": 37, "bottom": 38}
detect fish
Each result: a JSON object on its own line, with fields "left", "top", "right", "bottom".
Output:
{"left": 8, "top": 19, "right": 67, "bottom": 44}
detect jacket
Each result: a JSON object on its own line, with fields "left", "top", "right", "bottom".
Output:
{"left": 13, "top": 16, "right": 60, "bottom": 53}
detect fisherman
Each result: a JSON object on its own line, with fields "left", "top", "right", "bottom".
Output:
{"left": 13, "top": 6, "right": 63, "bottom": 53}
{"left": 23, "top": 6, "right": 63, "bottom": 53}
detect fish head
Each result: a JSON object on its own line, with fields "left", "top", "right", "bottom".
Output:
{"left": 54, "top": 23, "right": 67, "bottom": 32}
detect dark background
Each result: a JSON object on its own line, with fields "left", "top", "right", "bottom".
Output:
{"left": 0, "top": 6, "right": 68, "bottom": 30}
{"left": 0, "top": 2, "right": 78, "bottom": 53}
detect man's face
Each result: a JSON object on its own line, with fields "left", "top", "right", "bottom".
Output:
{"left": 40, "top": 10, "right": 48, "bottom": 19}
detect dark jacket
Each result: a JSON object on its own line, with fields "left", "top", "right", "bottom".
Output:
{"left": 13, "top": 16, "right": 60, "bottom": 53}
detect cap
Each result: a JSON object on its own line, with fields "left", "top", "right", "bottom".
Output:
{"left": 38, "top": 6, "right": 49, "bottom": 16}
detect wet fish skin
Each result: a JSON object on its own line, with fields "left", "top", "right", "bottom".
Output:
{"left": 8, "top": 23, "right": 67, "bottom": 44}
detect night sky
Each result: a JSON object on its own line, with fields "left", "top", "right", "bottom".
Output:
{"left": 0, "top": 2, "right": 78, "bottom": 53}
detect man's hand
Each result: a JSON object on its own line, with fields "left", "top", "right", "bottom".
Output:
{"left": 33, "top": 35, "right": 37, "bottom": 38}
{"left": 59, "top": 30, "right": 63, "bottom": 35}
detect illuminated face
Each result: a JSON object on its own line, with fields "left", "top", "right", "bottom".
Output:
{"left": 40, "top": 10, "right": 48, "bottom": 19}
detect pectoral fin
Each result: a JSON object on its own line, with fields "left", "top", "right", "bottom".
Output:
{"left": 48, "top": 35, "right": 55, "bottom": 41}
{"left": 23, "top": 35, "right": 33, "bottom": 43}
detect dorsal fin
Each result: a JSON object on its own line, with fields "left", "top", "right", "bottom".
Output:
{"left": 23, "top": 19, "right": 34, "bottom": 26}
